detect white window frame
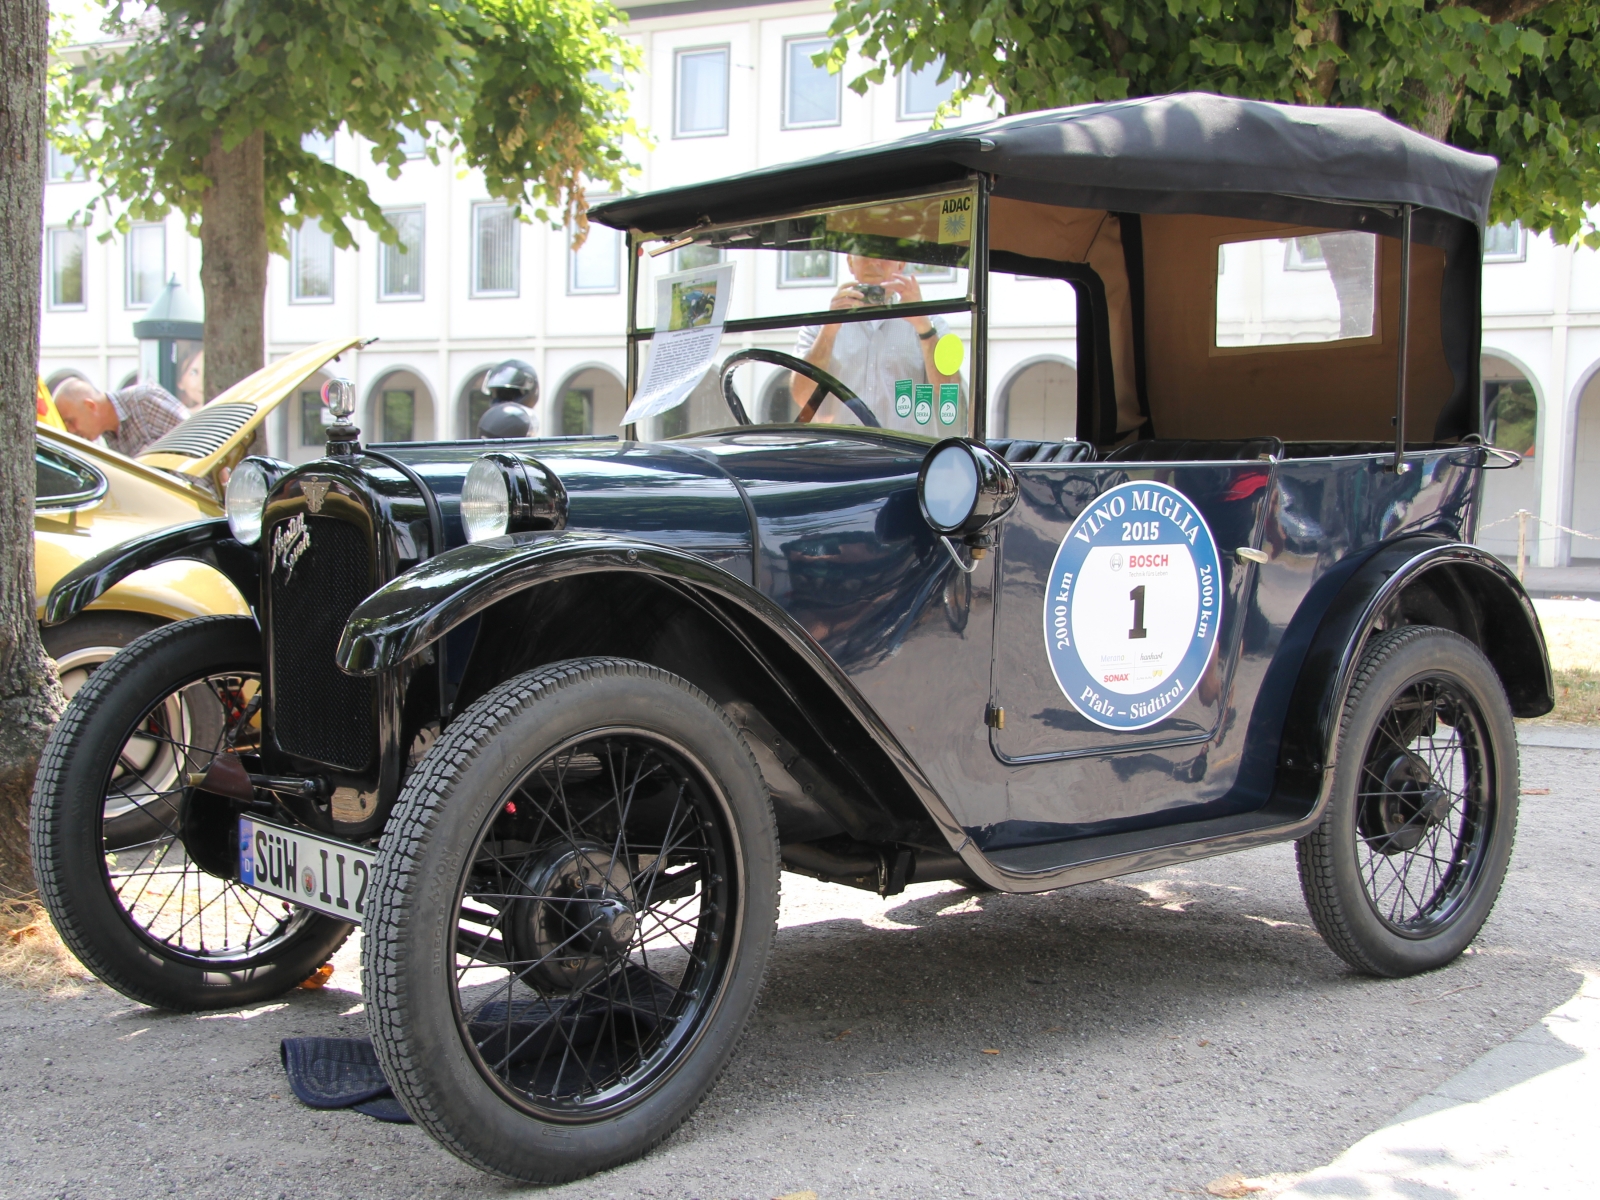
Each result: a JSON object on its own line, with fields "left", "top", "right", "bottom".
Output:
{"left": 397, "top": 126, "right": 427, "bottom": 159}
{"left": 47, "top": 226, "right": 87, "bottom": 311}
{"left": 674, "top": 45, "right": 730, "bottom": 139}
{"left": 568, "top": 218, "right": 622, "bottom": 295}
{"left": 47, "top": 142, "right": 79, "bottom": 182}
{"left": 378, "top": 207, "right": 425, "bottom": 301}
{"left": 471, "top": 202, "right": 521, "bottom": 299}
{"left": 1483, "top": 222, "right": 1527, "bottom": 263}
{"left": 778, "top": 248, "right": 837, "bottom": 288}
{"left": 290, "top": 221, "right": 336, "bottom": 305}
{"left": 898, "top": 59, "right": 955, "bottom": 121}
{"left": 782, "top": 36, "right": 841, "bottom": 130}
{"left": 124, "top": 223, "right": 167, "bottom": 309}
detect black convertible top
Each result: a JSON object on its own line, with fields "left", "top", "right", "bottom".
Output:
{"left": 591, "top": 92, "right": 1497, "bottom": 235}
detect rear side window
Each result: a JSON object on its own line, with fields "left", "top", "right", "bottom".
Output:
{"left": 36, "top": 445, "right": 106, "bottom": 507}
{"left": 1215, "top": 231, "right": 1378, "bottom": 349}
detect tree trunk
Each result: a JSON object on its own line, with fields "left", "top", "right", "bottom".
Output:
{"left": 0, "top": 0, "right": 66, "bottom": 894}
{"left": 199, "top": 129, "right": 267, "bottom": 401}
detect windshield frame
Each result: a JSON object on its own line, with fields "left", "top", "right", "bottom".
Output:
{"left": 623, "top": 175, "right": 991, "bottom": 441}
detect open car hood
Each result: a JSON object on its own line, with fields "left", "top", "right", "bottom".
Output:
{"left": 137, "top": 337, "right": 366, "bottom": 487}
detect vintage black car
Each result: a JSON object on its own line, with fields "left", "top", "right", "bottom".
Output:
{"left": 34, "top": 93, "right": 1548, "bottom": 1183}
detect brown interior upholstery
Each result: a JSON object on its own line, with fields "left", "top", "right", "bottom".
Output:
{"left": 1140, "top": 214, "right": 1451, "bottom": 442}
{"left": 985, "top": 204, "right": 1455, "bottom": 446}
{"left": 990, "top": 199, "right": 1144, "bottom": 435}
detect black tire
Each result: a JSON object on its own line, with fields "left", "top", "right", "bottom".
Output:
{"left": 41, "top": 610, "right": 166, "bottom": 702}
{"left": 1296, "top": 626, "right": 1518, "bottom": 977}
{"left": 31, "top": 616, "right": 352, "bottom": 1011}
{"left": 363, "top": 658, "right": 779, "bottom": 1183}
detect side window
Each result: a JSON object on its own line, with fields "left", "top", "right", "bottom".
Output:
{"left": 36, "top": 446, "right": 105, "bottom": 506}
{"left": 1215, "top": 231, "right": 1378, "bottom": 348}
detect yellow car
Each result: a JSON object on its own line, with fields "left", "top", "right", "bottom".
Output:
{"left": 35, "top": 338, "right": 363, "bottom": 694}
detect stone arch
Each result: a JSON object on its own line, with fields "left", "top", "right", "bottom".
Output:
{"left": 456, "top": 363, "right": 501, "bottom": 439}
{"left": 1477, "top": 350, "right": 1544, "bottom": 564}
{"left": 552, "top": 363, "right": 626, "bottom": 437}
{"left": 993, "top": 355, "right": 1077, "bottom": 440}
{"left": 366, "top": 366, "right": 436, "bottom": 443}
{"left": 45, "top": 367, "right": 88, "bottom": 394}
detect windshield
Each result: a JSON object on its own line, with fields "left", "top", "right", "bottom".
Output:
{"left": 626, "top": 186, "right": 977, "bottom": 441}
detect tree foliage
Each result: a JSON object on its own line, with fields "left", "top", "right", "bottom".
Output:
{"left": 51, "top": 0, "right": 639, "bottom": 256}
{"left": 826, "top": 0, "right": 1600, "bottom": 245}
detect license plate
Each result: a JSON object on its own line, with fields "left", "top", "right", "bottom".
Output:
{"left": 238, "top": 818, "right": 374, "bottom": 924}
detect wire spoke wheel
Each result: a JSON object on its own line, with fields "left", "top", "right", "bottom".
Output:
{"left": 1297, "top": 626, "right": 1519, "bottom": 978}
{"left": 364, "top": 658, "right": 778, "bottom": 1183}
{"left": 1353, "top": 677, "right": 1491, "bottom": 935}
{"left": 32, "top": 617, "right": 352, "bottom": 1010}
{"left": 451, "top": 732, "right": 732, "bottom": 1117}
{"left": 102, "top": 669, "right": 312, "bottom": 962}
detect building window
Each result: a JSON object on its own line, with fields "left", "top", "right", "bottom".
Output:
{"left": 569, "top": 222, "right": 621, "bottom": 294}
{"left": 48, "top": 142, "right": 79, "bottom": 182}
{"left": 780, "top": 249, "right": 835, "bottom": 287}
{"left": 124, "top": 223, "right": 166, "bottom": 308}
{"left": 472, "top": 203, "right": 520, "bottom": 297}
{"left": 899, "top": 58, "right": 955, "bottom": 120}
{"left": 784, "top": 37, "right": 840, "bottom": 128}
{"left": 397, "top": 126, "right": 427, "bottom": 159}
{"left": 379, "top": 208, "right": 424, "bottom": 300}
{"left": 1484, "top": 222, "right": 1526, "bottom": 263}
{"left": 291, "top": 221, "right": 335, "bottom": 303}
{"left": 675, "top": 243, "right": 722, "bottom": 272}
{"left": 299, "top": 389, "right": 328, "bottom": 445}
{"left": 381, "top": 389, "right": 415, "bottom": 441}
{"left": 48, "top": 227, "right": 86, "bottom": 310}
{"left": 908, "top": 261, "right": 957, "bottom": 284}
{"left": 675, "top": 46, "right": 729, "bottom": 138}
{"left": 562, "top": 387, "right": 594, "bottom": 435}
{"left": 301, "top": 131, "right": 334, "bottom": 163}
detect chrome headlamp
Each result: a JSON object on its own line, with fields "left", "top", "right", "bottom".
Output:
{"left": 917, "top": 439, "right": 1018, "bottom": 540}
{"left": 461, "top": 453, "right": 568, "bottom": 544}
{"left": 225, "top": 458, "right": 284, "bottom": 545}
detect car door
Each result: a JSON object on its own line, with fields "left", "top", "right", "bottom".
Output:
{"left": 989, "top": 458, "right": 1275, "bottom": 822}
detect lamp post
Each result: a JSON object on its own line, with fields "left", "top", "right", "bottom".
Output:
{"left": 132, "top": 275, "right": 205, "bottom": 408}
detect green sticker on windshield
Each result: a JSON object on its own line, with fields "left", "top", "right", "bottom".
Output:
{"left": 938, "top": 383, "right": 959, "bottom": 426}
{"left": 894, "top": 379, "right": 914, "bottom": 420}
{"left": 914, "top": 384, "right": 933, "bottom": 426}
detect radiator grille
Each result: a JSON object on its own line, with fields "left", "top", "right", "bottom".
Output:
{"left": 269, "top": 515, "right": 376, "bottom": 771}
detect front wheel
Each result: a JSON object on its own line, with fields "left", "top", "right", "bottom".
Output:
{"left": 30, "top": 616, "right": 352, "bottom": 1010}
{"left": 1297, "top": 626, "right": 1519, "bottom": 977}
{"left": 363, "top": 658, "right": 779, "bottom": 1183}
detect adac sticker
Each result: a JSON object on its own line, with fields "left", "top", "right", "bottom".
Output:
{"left": 1042, "top": 480, "right": 1222, "bottom": 731}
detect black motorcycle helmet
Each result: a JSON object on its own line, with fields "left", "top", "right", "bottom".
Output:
{"left": 477, "top": 402, "right": 535, "bottom": 439}
{"left": 483, "top": 359, "right": 538, "bottom": 406}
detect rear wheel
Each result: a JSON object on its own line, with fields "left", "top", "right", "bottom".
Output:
{"left": 363, "top": 658, "right": 779, "bottom": 1183}
{"left": 1297, "top": 626, "right": 1518, "bottom": 977}
{"left": 30, "top": 616, "right": 352, "bottom": 1010}
{"left": 41, "top": 611, "right": 165, "bottom": 701}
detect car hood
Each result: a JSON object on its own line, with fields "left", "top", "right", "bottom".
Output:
{"left": 139, "top": 337, "right": 365, "bottom": 490}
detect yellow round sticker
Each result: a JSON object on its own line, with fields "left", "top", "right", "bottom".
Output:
{"left": 933, "top": 334, "right": 964, "bottom": 376}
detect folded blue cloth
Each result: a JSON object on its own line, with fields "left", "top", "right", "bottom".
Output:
{"left": 279, "top": 1037, "right": 413, "bottom": 1124}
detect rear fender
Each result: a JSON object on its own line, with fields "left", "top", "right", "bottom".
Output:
{"left": 1263, "top": 538, "right": 1550, "bottom": 823}
{"left": 44, "top": 518, "right": 260, "bottom": 627}
{"left": 338, "top": 532, "right": 957, "bottom": 850}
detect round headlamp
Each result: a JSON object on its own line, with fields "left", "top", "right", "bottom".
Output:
{"left": 917, "top": 439, "right": 1018, "bottom": 538}
{"left": 461, "top": 457, "right": 511, "bottom": 542}
{"left": 461, "top": 453, "right": 568, "bottom": 544}
{"left": 226, "top": 459, "right": 273, "bottom": 545}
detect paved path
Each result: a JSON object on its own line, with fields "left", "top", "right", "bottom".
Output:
{"left": 1280, "top": 973, "right": 1599, "bottom": 1198}
{"left": 3, "top": 744, "right": 1595, "bottom": 1200}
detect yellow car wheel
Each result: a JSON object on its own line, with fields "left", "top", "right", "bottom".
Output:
{"left": 41, "top": 612, "right": 168, "bottom": 701}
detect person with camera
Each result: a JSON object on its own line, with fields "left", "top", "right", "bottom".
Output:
{"left": 790, "top": 256, "right": 960, "bottom": 431}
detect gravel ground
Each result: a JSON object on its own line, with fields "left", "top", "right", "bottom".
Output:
{"left": 4, "top": 743, "right": 1596, "bottom": 1200}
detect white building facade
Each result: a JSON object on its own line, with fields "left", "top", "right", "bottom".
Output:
{"left": 38, "top": 0, "right": 1600, "bottom": 566}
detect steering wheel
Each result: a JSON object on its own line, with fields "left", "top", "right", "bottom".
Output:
{"left": 718, "top": 348, "right": 880, "bottom": 428}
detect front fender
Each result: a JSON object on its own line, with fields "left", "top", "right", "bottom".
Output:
{"left": 44, "top": 518, "right": 261, "bottom": 627}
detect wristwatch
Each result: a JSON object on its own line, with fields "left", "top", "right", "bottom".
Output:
{"left": 917, "top": 326, "right": 938, "bottom": 341}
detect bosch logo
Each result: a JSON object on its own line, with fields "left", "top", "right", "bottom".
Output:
{"left": 1130, "top": 553, "right": 1169, "bottom": 569}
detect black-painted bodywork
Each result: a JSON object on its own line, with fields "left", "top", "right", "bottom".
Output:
{"left": 46, "top": 422, "right": 1552, "bottom": 891}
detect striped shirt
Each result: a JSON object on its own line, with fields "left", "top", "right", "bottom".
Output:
{"left": 107, "top": 384, "right": 188, "bottom": 457}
